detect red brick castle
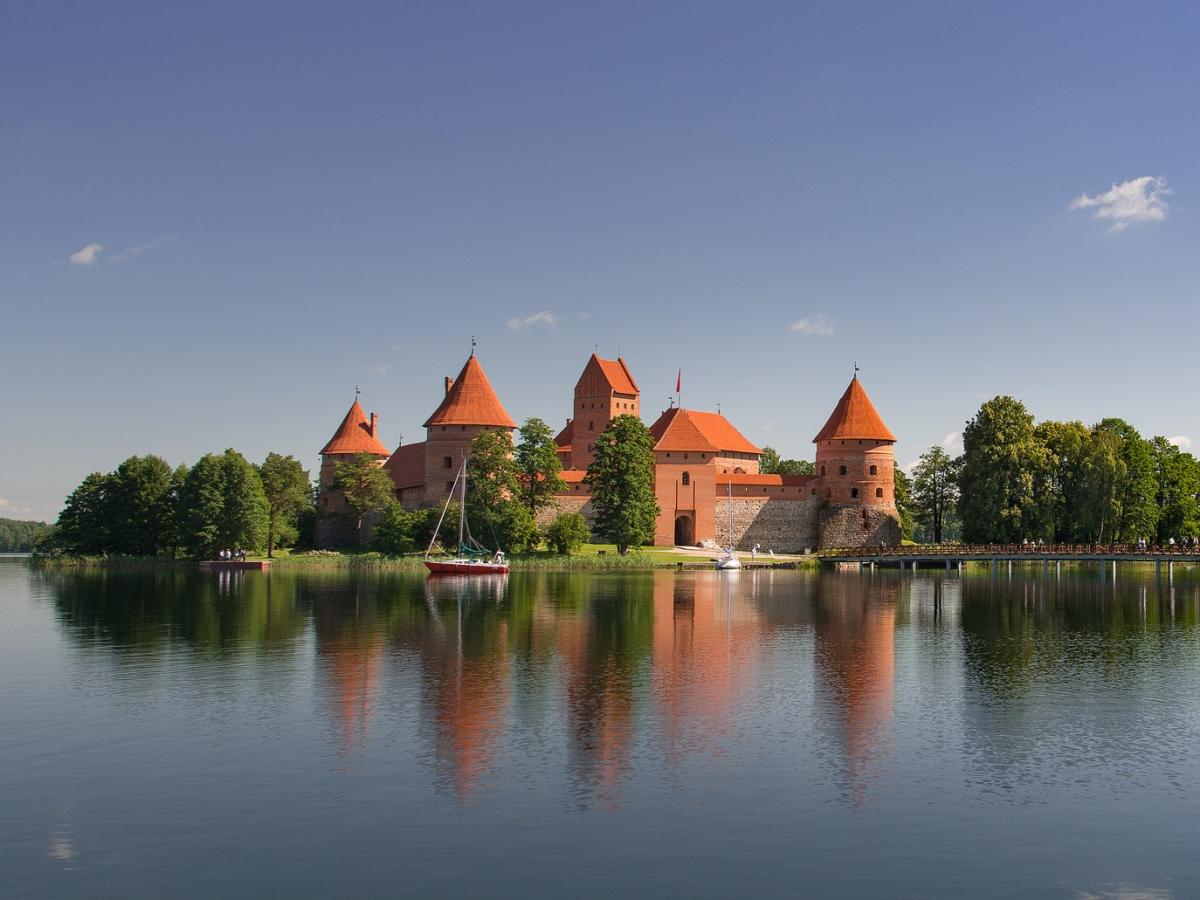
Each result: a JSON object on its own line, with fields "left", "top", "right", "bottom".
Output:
{"left": 316, "top": 350, "right": 901, "bottom": 550}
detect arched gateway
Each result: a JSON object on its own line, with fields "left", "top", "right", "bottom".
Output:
{"left": 674, "top": 515, "right": 694, "bottom": 546}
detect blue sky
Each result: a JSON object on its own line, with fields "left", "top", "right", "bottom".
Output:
{"left": 2, "top": 2, "right": 1198, "bottom": 521}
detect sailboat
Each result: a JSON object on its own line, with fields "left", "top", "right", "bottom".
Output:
{"left": 424, "top": 458, "right": 510, "bottom": 576}
{"left": 715, "top": 479, "right": 742, "bottom": 570}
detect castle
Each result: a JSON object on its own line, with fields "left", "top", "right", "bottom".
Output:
{"left": 316, "top": 350, "right": 901, "bottom": 551}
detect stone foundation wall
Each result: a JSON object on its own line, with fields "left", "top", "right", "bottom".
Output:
{"left": 539, "top": 494, "right": 598, "bottom": 535}
{"left": 818, "top": 504, "right": 901, "bottom": 549}
{"left": 714, "top": 497, "right": 820, "bottom": 552}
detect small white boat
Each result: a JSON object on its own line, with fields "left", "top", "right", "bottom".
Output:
{"left": 715, "top": 480, "right": 742, "bottom": 570}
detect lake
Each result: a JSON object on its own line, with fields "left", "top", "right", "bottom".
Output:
{"left": 3, "top": 558, "right": 1199, "bottom": 898}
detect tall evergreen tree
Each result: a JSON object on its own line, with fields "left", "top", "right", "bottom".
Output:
{"left": 585, "top": 415, "right": 659, "bottom": 555}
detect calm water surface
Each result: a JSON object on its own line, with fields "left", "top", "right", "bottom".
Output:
{"left": 3, "top": 559, "right": 1200, "bottom": 898}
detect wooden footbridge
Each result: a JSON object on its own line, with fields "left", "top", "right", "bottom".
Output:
{"left": 819, "top": 544, "right": 1200, "bottom": 580}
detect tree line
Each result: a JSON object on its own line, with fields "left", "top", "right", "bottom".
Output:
{"left": 0, "top": 517, "right": 51, "bottom": 552}
{"left": 905, "top": 396, "right": 1200, "bottom": 545}
{"left": 337, "top": 414, "right": 660, "bottom": 556}
{"left": 47, "top": 451, "right": 312, "bottom": 558}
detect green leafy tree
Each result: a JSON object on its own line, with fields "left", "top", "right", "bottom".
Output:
{"left": 371, "top": 501, "right": 419, "bottom": 555}
{"left": 1149, "top": 437, "right": 1200, "bottom": 543}
{"left": 911, "top": 446, "right": 959, "bottom": 543}
{"left": 585, "top": 415, "right": 659, "bottom": 555}
{"left": 1033, "top": 420, "right": 1092, "bottom": 541}
{"left": 105, "top": 455, "right": 177, "bottom": 556}
{"left": 893, "top": 464, "right": 914, "bottom": 541}
{"left": 465, "top": 429, "right": 536, "bottom": 552}
{"left": 332, "top": 453, "right": 395, "bottom": 542}
{"left": 1095, "top": 418, "right": 1157, "bottom": 542}
{"left": 54, "top": 472, "right": 113, "bottom": 555}
{"left": 546, "top": 511, "right": 590, "bottom": 555}
{"left": 1075, "top": 428, "right": 1124, "bottom": 542}
{"left": 258, "top": 452, "right": 312, "bottom": 557}
{"left": 179, "top": 450, "right": 269, "bottom": 557}
{"left": 759, "top": 446, "right": 816, "bottom": 476}
{"left": 957, "top": 396, "right": 1049, "bottom": 543}
{"left": 0, "top": 518, "right": 51, "bottom": 552}
{"left": 515, "top": 417, "right": 566, "bottom": 517}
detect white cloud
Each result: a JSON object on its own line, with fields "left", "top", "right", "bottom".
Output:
{"left": 789, "top": 314, "right": 834, "bottom": 336}
{"left": 69, "top": 242, "right": 104, "bottom": 265}
{"left": 507, "top": 310, "right": 559, "bottom": 331}
{"left": 941, "top": 431, "right": 962, "bottom": 452}
{"left": 110, "top": 237, "right": 169, "bottom": 263}
{"left": 1069, "top": 176, "right": 1170, "bottom": 233}
{"left": 1168, "top": 435, "right": 1192, "bottom": 451}
{"left": 363, "top": 363, "right": 391, "bottom": 377}
{"left": 0, "top": 497, "right": 36, "bottom": 517}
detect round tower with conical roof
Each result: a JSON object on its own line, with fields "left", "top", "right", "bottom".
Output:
{"left": 811, "top": 375, "right": 901, "bottom": 548}
{"left": 315, "top": 398, "right": 392, "bottom": 547}
{"left": 422, "top": 350, "right": 516, "bottom": 503}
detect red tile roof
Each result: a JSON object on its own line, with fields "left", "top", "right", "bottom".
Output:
{"left": 715, "top": 472, "right": 813, "bottom": 486}
{"left": 385, "top": 441, "right": 426, "bottom": 489}
{"left": 594, "top": 354, "right": 639, "bottom": 396}
{"left": 423, "top": 354, "right": 517, "bottom": 429}
{"left": 649, "top": 408, "right": 761, "bottom": 455}
{"left": 561, "top": 469, "right": 587, "bottom": 483}
{"left": 554, "top": 420, "right": 572, "bottom": 449}
{"left": 812, "top": 377, "right": 896, "bottom": 443}
{"left": 320, "top": 401, "right": 391, "bottom": 456}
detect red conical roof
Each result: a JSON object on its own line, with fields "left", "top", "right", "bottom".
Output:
{"left": 812, "top": 377, "right": 896, "bottom": 443}
{"left": 423, "top": 354, "right": 516, "bottom": 429}
{"left": 321, "top": 401, "right": 391, "bottom": 456}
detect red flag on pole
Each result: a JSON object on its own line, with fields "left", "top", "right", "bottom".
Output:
{"left": 676, "top": 369, "right": 681, "bottom": 393}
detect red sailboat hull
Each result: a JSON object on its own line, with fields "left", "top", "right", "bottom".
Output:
{"left": 425, "top": 560, "right": 510, "bottom": 576}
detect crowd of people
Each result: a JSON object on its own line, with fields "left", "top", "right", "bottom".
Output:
{"left": 216, "top": 548, "right": 247, "bottom": 562}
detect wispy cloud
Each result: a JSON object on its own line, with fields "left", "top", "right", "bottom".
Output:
{"left": 942, "top": 431, "right": 962, "bottom": 452}
{"left": 1070, "top": 176, "right": 1170, "bottom": 233}
{"left": 363, "top": 363, "right": 391, "bottom": 377}
{"left": 507, "top": 310, "right": 559, "bottom": 331}
{"left": 69, "top": 242, "right": 104, "bottom": 265}
{"left": 0, "top": 497, "right": 37, "bottom": 518}
{"left": 110, "top": 236, "right": 170, "bottom": 263}
{"left": 789, "top": 314, "right": 834, "bottom": 336}
{"left": 1168, "top": 435, "right": 1192, "bottom": 451}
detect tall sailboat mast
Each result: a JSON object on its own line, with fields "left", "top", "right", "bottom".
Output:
{"left": 458, "top": 457, "right": 468, "bottom": 552}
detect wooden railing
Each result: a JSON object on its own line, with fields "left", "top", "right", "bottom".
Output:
{"left": 820, "top": 543, "right": 1200, "bottom": 559}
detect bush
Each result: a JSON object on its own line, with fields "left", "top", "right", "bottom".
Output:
{"left": 546, "top": 512, "right": 590, "bottom": 555}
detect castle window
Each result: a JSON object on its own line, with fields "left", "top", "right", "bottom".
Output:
{"left": 839, "top": 465, "right": 847, "bottom": 476}
{"left": 588, "top": 421, "right": 594, "bottom": 432}
{"left": 851, "top": 488, "right": 859, "bottom": 498}
{"left": 811, "top": 489, "right": 816, "bottom": 497}
{"left": 734, "top": 467, "right": 744, "bottom": 474}
{"left": 460, "top": 426, "right": 466, "bottom": 432}
{"left": 825, "top": 488, "right": 832, "bottom": 499}
{"left": 869, "top": 465, "right": 877, "bottom": 475}
{"left": 681, "top": 472, "right": 690, "bottom": 486}
{"left": 820, "top": 465, "right": 826, "bottom": 476}
{"left": 443, "top": 456, "right": 453, "bottom": 469}
{"left": 876, "top": 487, "right": 884, "bottom": 498}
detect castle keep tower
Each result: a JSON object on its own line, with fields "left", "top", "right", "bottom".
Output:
{"left": 812, "top": 376, "right": 901, "bottom": 548}
{"left": 568, "top": 354, "right": 640, "bottom": 471}
{"left": 422, "top": 350, "right": 516, "bottom": 503}
{"left": 316, "top": 399, "right": 391, "bottom": 546}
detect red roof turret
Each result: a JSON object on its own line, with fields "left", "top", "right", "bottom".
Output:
{"left": 423, "top": 354, "right": 516, "bottom": 429}
{"left": 321, "top": 401, "right": 391, "bottom": 456}
{"left": 812, "top": 377, "right": 896, "bottom": 443}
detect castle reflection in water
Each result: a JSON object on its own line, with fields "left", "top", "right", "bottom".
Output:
{"left": 48, "top": 566, "right": 1196, "bottom": 811}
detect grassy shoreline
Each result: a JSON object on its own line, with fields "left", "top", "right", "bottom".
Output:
{"left": 29, "top": 546, "right": 819, "bottom": 572}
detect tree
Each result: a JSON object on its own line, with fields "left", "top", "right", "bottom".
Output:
{"left": 893, "top": 465, "right": 914, "bottom": 541}
{"left": 1033, "top": 420, "right": 1092, "bottom": 542}
{"left": 585, "top": 415, "right": 659, "bottom": 555}
{"left": 332, "top": 453, "right": 395, "bottom": 542}
{"left": 1149, "top": 437, "right": 1200, "bottom": 543}
{"left": 0, "top": 518, "right": 51, "bottom": 552}
{"left": 515, "top": 417, "right": 566, "bottom": 517}
{"left": 911, "top": 446, "right": 959, "bottom": 543}
{"left": 957, "top": 396, "right": 1049, "bottom": 543}
{"left": 759, "top": 446, "right": 816, "bottom": 476}
{"left": 465, "top": 429, "right": 536, "bottom": 553}
{"left": 105, "top": 455, "right": 176, "bottom": 556}
{"left": 54, "top": 472, "right": 112, "bottom": 554}
{"left": 258, "top": 453, "right": 311, "bottom": 557}
{"left": 1095, "top": 418, "right": 1157, "bottom": 542}
{"left": 178, "top": 450, "right": 269, "bottom": 557}
{"left": 546, "top": 511, "right": 590, "bottom": 555}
